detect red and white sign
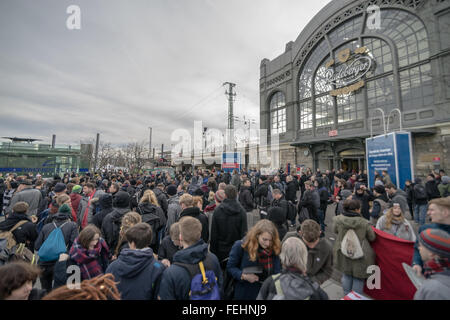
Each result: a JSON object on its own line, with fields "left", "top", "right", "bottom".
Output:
{"left": 329, "top": 130, "right": 338, "bottom": 137}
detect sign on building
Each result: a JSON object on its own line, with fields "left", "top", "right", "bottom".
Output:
{"left": 221, "top": 152, "right": 242, "bottom": 173}
{"left": 366, "top": 132, "right": 414, "bottom": 190}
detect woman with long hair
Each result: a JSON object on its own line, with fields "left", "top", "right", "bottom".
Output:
{"left": 69, "top": 225, "right": 110, "bottom": 280}
{"left": 113, "top": 212, "right": 142, "bottom": 259}
{"left": 136, "top": 190, "right": 166, "bottom": 252}
{"left": 376, "top": 203, "right": 416, "bottom": 242}
{"left": 226, "top": 219, "right": 281, "bottom": 300}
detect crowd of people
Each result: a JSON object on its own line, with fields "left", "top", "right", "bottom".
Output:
{"left": 0, "top": 166, "right": 448, "bottom": 300}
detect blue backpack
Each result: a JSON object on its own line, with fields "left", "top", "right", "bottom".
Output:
{"left": 174, "top": 255, "right": 221, "bottom": 300}
{"left": 37, "top": 221, "right": 69, "bottom": 262}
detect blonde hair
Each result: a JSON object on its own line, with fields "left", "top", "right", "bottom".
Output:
{"left": 169, "top": 222, "right": 181, "bottom": 240}
{"left": 115, "top": 212, "right": 142, "bottom": 256}
{"left": 208, "top": 191, "right": 215, "bottom": 203}
{"left": 56, "top": 194, "right": 71, "bottom": 206}
{"left": 384, "top": 206, "right": 405, "bottom": 229}
{"left": 179, "top": 193, "right": 194, "bottom": 207}
{"left": 242, "top": 220, "right": 281, "bottom": 262}
{"left": 280, "top": 237, "right": 308, "bottom": 272}
{"left": 192, "top": 196, "right": 203, "bottom": 208}
{"left": 139, "top": 190, "right": 159, "bottom": 207}
{"left": 179, "top": 216, "right": 202, "bottom": 246}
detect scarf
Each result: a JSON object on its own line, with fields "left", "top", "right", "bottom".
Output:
{"left": 69, "top": 237, "right": 109, "bottom": 280}
{"left": 81, "top": 190, "right": 96, "bottom": 229}
{"left": 423, "top": 257, "right": 450, "bottom": 279}
{"left": 257, "top": 247, "right": 274, "bottom": 274}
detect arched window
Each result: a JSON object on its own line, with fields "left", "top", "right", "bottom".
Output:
{"left": 297, "top": 8, "right": 432, "bottom": 131}
{"left": 270, "top": 91, "right": 286, "bottom": 135}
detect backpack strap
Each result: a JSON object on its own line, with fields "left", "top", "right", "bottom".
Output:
{"left": 272, "top": 274, "right": 283, "bottom": 296}
{"left": 9, "top": 220, "right": 29, "bottom": 233}
{"left": 174, "top": 254, "right": 216, "bottom": 281}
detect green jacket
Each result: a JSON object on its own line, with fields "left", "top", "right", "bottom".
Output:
{"left": 437, "top": 183, "right": 450, "bottom": 198}
{"left": 332, "top": 211, "right": 376, "bottom": 279}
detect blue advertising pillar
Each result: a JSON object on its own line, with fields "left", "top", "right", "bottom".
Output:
{"left": 366, "top": 132, "right": 414, "bottom": 190}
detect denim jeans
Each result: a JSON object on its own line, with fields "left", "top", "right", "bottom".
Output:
{"left": 318, "top": 209, "right": 326, "bottom": 233}
{"left": 341, "top": 274, "right": 365, "bottom": 296}
{"left": 414, "top": 204, "right": 428, "bottom": 226}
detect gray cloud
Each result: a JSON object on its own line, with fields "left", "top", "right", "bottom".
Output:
{"left": 0, "top": 0, "right": 331, "bottom": 148}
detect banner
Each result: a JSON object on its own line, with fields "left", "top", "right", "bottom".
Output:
{"left": 364, "top": 227, "right": 417, "bottom": 300}
{"left": 221, "top": 152, "right": 242, "bottom": 173}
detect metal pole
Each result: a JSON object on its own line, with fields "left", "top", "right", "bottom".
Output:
{"left": 94, "top": 133, "right": 100, "bottom": 172}
{"left": 52, "top": 134, "right": 56, "bottom": 148}
{"left": 386, "top": 108, "right": 402, "bottom": 133}
{"left": 223, "top": 82, "right": 236, "bottom": 151}
{"left": 149, "top": 127, "right": 152, "bottom": 159}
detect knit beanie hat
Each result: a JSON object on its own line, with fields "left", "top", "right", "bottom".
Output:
{"left": 419, "top": 228, "right": 450, "bottom": 259}
{"left": 374, "top": 185, "right": 385, "bottom": 194}
{"left": 341, "top": 190, "right": 353, "bottom": 200}
{"left": 442, "top": 176, "right": 450, "bottom": 185}
{"left": 167, "top": 185, "right": 177, "bottom": 196}
{"left": 374, "top": 180, "right": 384, "bottom": 187}
{"left": 214, "top": 190, "right": 226, "bottom": 203}
{"left": 58, "top": 203, "right": 72, "bottom": 215}
{"left": 13, "top": 201, "right": 29, "bottom": 214}
{"left": 54, "top": 183, "right": 67, "bottom": 193}
{"left": 72, "top": 185, "right": 82, "bottom": 194}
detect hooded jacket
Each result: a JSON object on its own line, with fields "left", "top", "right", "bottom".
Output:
{"left": 425, "top": 179, "right": 441, "bottom": 200}
{"left": 210, "top": 199, "right": 248, "bottom": 262}
{"left": 239, "top": 186, "right": 254, "bottom": 212}
{"left": 256, "top": 269, "right": 328, "bottom": 300}
{"left": 101, "top": 207, "right": 130, "bottom": 253}
{"left": 438, "top": 176, "right": 450, "bottom": 198}
{"left": 179, "top": 207, "right": 209, "bottom": 244}
{"left": 92, "top": 193, "right": 114, "bottom": 230}
{"left": 153, "top": 188, "right": 168, "bottom": 216}
{"left": 375, "top": 215, "right": 416, "bottom": 242}
{"left": 137, "top": 202, "right": 167, "bottom": 248}
{"left": 158, "top": 240, "right": 222, "bottom": 300}
{"left": 332, "top": 210, "right": 376, "bottom": 279}
{"left": 106, "top": 247, "right": 165, "bottom": 300}
{"left": 0, "top": 211, "right": 38, "bottom": 251}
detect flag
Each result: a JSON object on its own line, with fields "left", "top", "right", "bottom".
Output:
{"left": 364, "top": 227, "right": 417, "bottom": 300}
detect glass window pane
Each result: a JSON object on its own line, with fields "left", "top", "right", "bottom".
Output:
{"left": 300, "top": 100, "right": 313, "bottom": 129}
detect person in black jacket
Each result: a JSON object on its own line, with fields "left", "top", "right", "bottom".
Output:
{"left": 101, "top": 191, "right": 131, "bottom": 256}
{"left": 404, "top": 180, "right": 415, "bottom": 221}
{"left": 426, "top": 174, "right": 441, "bottom": 201}
{"left": 268, "top": 206, "right": 288, "bottom": 240}
{"left": 158, "top": 222, "right": 182, "bottom": 267}
{"left": 239, "top": 179, "right": 254, "bottom": 229}
{"left": 316, "top": 178, "right": 329, "bottom": 237}
{"left": 352, "top": 182, "right": 374, "bottom": 220}
{"left": 0, "top": 202, "right": 38, "bottom": 251}
{"left": 178, "top": 193, "right": 209, "bottom": 244}
{"left": 254, "top": 176, "right": 271, "bottom": 219}
{"left": 298, "top": 181, "right": 319, "bottom": 224}
{"left": 92, "top": 193, "right": 114, "bottom": 230}
{"left": 210, "top": 184, "right": 248, "bottom": 268}
{"left": 285, "top": 175, "right": 298, "bottom": 204}
{"left": 34, "top": 203, "right": 79, "bottom": 292}
{"left": 153, "top": 184, "right": 169, "bottom": 217}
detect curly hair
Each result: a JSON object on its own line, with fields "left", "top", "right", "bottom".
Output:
{"left": 242, "top": 220, "right": 281, "bottom": 262}
{"left": 42, "top": 274, "right": 121, "bottom": 300}
{"left": 115, "top": 212, "right": 142, "bottom": 256}
{"left": 139, "top": 189, "right": 159, "bottom": 207}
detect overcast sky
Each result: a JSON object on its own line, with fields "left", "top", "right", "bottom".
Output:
{"left": 0, "top": 0, "right": 331, "bottom": 148}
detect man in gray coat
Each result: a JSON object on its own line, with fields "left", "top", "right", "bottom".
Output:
{"left": 230, "top": 170, "right": 241, "bottom": 193}
{"left": 6, "top": 179, "right": 42, "bottom": 217}
{"left": 385, "top": 183, "right": 411, "bottom": 219}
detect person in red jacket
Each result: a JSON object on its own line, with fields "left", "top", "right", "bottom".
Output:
{"left": 69, "top": 185, "right": 82, "bottom": 222}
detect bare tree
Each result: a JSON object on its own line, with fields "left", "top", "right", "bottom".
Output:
{"left": 120, "top": 141, "right": 148, "bottom": 174}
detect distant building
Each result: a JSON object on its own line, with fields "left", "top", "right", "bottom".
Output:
{"left": 0, "top": 139, "right": 91, "bottom": 177}
{"left": 259, "top": 0, "right": 450, "bottom": 176}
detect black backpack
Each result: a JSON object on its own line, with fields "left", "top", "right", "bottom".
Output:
{"left": 414, "top": 184, "right": 427, "bottom": 201}
{"left": 287, "top": 200, "right": 297, "bottom": 221}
